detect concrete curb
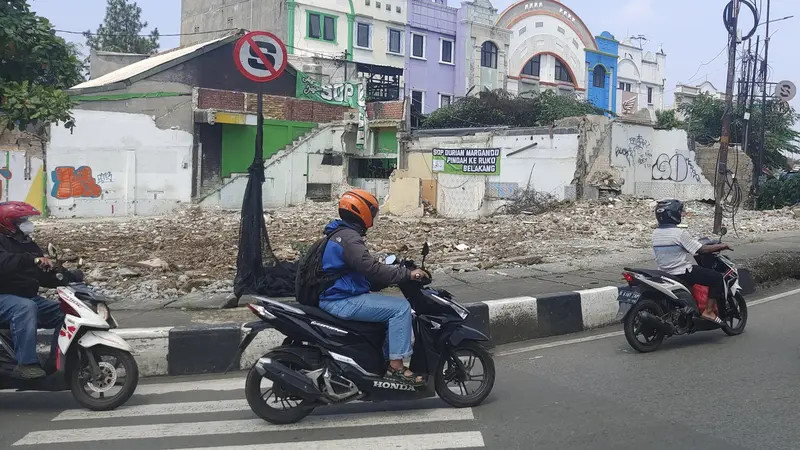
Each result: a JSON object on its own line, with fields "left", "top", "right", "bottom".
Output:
{"left": 36, "top": 285, "right": 625, "bottom": 377}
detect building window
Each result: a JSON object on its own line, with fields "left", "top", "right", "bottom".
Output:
{"left": 411, "top": 90, "right": 424, "bottom": 114}
{"left": 535, "top": 21, "right": 544, "bottom": 28}
{"left": 593, "top": 65, "right": 606, "bottom": 88}
{"left": 440, "top": 94, "right": 453, "bottom": 108}
{"left": 519, "top": 26, "right": 527, "bottom": 36}
{"left": 521, "top": 55, "right": 540, "bottom": 77}
{"left": 647, "top": 87, "right": 654, "bottom": 104}
{"left": 307, "top": 12, "right": 337, "bottom": 42}
{"left": 411, "top": 33, "right": 426, "bottom": 59}
{"left": 554, "top": 58, "right": 572, "bottom": 83}
{"left": 619, "top": 82, "right": 632, "bottom": 91}
{"left": 387, "top": 28, "right": 402, "bottom": 54}
{"left": 480, "top": 41, "right": 498, "bottom": 69}
{"left": 356, "top": 22, "right": 371, "bottom": 48}
{"left": 557, "top": 26, "right": 565, "bottom": 34}
{"left": 440, "top": 38, "right": 453, "bottom": 64}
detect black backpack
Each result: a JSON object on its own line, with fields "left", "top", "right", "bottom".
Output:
{"left": 295, "top": 229, "right": 345, "bottom": 307}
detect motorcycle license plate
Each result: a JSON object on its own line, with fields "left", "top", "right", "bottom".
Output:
{"left": 617, "top": 287, "right": 641, "bottom": 305}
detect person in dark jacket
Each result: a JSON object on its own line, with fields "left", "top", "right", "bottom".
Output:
{"left": 319, "top": 189, "right": 427, "bottom": 385}
{"left": 0, "top": 201, "right": 66, "bottom": 379}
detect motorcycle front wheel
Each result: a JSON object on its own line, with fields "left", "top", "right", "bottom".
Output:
{"left": 69, "top": 346, "right": 139, "bottom": 411}
{"left": 722, "top": 293, "right": 748, "bottom": 336}
{"left": 434, "top": 341, "right": 495, "bottom": 408}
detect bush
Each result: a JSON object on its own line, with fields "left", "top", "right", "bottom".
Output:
{"left": 757, "top": 176, "right": 800, "bottom": 210}
{"left": 421, "top": 89, "right": 605, "bottom": 129}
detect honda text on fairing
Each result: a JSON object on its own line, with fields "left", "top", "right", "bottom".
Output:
{"left": 229, "top": 243, "right": 496, "bottom": 425}
{"left": 617, "top": 227, "right": 754, "bottom": 353}
{"left": 0, "top": 244, "right": 139, "bottom": 411}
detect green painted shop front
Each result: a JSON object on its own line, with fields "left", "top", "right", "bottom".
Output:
{"left": 220, "top": 120, "right": 317, "bottom": 178}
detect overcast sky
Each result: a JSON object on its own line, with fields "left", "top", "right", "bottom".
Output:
{"left": 30, "top": 0, "right": 798, "bottom": 112}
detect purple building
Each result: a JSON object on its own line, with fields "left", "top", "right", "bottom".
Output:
{"left": 406, "top": 0, "right": 459, "bottom": 121}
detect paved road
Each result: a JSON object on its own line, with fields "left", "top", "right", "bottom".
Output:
{"left": 3, "top": 284, "right": 800, "bottom": 449}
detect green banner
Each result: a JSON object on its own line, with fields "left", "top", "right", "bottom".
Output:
{"left": 296, "top": 71, "right": 359, "bottom": 108}
{"left": 431, "top": 148, "right": 502, "bottom": 175}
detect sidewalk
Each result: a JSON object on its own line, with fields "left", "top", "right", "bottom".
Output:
{"left": 115, "top": 229, "right": 800, "bottom": 329}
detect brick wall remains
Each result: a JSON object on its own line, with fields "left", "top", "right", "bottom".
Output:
{"left": 367, "top": 101, "right": 404, "bottom": 121}
{"left": 695, "top": 145, "right": 754, "bottom": 197}
{"left": 196, "top": 88, "right": 355, "bottom": 123}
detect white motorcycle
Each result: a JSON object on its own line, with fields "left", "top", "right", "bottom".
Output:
{"left": 0, "top": 244, "right": 139, "bottom": 411}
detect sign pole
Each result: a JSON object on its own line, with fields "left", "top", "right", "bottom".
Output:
{"left": 255, "top": 85, "right": 264, "bottom": 165}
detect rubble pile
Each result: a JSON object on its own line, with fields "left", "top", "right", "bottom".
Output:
{"left": 34, "top": 198, "right": 798, "bottom": 303}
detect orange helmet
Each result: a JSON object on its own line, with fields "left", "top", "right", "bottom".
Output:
{"left": 339, "top": 189, "right": 379, "bottom": 229}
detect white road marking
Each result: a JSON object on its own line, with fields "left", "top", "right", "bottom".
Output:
{"left": 167, "top": 431, "right": 485, "bottom": 450}
{"left": 134, "top": 378, "right": 250, "bottom": 395}
{"left": 53, "top": 399, "right": 249, "bottom": 421}
{"left": 13, "top": 408, "right": 474, "bottom": 446}
{"left": 497, "top": 287, "right": 800, "bottom": 357}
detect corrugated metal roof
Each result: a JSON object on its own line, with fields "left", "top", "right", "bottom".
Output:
{"left": 71, "top": 35, "right": 233, "bottom": 90}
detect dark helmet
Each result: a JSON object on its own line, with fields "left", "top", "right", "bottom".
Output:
{"left": 655, "top": 199, "right": 684, "bottom": 226}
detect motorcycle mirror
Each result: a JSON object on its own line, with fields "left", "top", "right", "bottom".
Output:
{"left": 422, "top": 242, "right": 430, "bottom": 257}
{"left": 47, "top": 243, "right": 59, "bottom": 259}
{"left": 719, "top": 226, "right": 728, "bottom": 237}
{"left": 77, "top": 257, "right": 84, "bottom": 268}
{"left": 385, "top": 255, "right": 397, "bottom": 265}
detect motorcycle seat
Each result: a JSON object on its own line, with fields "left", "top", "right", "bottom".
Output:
{"left": 294, "top": 305, "right": 387, "bottom": 335}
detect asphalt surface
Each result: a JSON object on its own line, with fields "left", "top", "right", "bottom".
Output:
{"left": 3, "top": 283, "right": 800, "bottom": 450}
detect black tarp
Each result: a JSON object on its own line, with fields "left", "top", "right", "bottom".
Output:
{"left": 233, "top": 92, "right": 297, "bottom": 299}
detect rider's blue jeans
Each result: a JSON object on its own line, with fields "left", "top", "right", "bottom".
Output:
{"left": 0, "top": 295, "right": 64, "bottom": 365}
{"left": 320, "top": 293, "right": 413, "bottom": 361}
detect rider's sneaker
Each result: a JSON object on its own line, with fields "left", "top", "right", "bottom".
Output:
{"left": 13, "top": 364, "right": 46, "bottom": 379}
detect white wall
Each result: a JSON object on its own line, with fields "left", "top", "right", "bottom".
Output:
{"left": 48, "top": 110, "right": 193, "bottom": 218}
{"left": 201, "top": 124, "right": 349, "bottom": 209}
{"left": 610, "top": 121, "right": 714, "bottom": 200}
{"left": 407, "top": 129, "right": 580, "bottom": 218}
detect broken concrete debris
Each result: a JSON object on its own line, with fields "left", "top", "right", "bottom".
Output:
{"left": 33, "top": 199, "right": 798, "bottom": 307}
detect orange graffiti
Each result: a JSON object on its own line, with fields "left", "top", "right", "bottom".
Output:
{"left": 51, "top": 166, "right": 102, "bottom": 199}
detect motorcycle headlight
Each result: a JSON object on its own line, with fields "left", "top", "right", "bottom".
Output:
{"left": 95, "top": 302, "right": 110, "bottom": 321}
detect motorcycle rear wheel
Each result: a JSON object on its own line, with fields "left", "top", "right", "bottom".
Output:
{"left": 245, "top": 350, "right": 316, "bottom": 424}
{"left": 624, "top": 299, "right": 666, "bottom": 353}
{"left": 69, "top": 346, "right": 139, "bottom": 411}
{"left": 434, "top": 341, "right": 495, "bottom": 408}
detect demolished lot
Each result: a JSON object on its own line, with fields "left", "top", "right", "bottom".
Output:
{"left": 34, "top": 198, "right": 799, "bottom": 305}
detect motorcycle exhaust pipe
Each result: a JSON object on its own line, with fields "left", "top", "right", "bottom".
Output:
{"left": 254, "top": 357, "right": 325, "bottom": 402}
{"left": 638, "top": 311, "right": 675, "bottom": 336}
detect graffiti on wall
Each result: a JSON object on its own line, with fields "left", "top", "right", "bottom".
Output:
{"left": 51, "top": 166, "right": 102, "bottom": 199}
{"left": 651, "top": 152, "right": 701, "bottom": 183}
{"left": 96, "top": 171, "right": 113, "bottom": 184}
{"left": 614, "top": 134, "right": 652, "bottom": 167}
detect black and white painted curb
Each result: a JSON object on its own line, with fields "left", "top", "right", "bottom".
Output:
{"left": 37, "top": 286, "right": 622, "bottom": 377}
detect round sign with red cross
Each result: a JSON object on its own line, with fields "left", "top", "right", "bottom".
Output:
{"left": 233, "top": 31, "right": 288, "bottom": 83}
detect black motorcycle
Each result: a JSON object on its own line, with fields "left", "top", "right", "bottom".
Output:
{"left": 230, "top": 243, "right": 496, "bottom": 424}
{"left": 617, "top": 227, "right": 751, "bottom": 353}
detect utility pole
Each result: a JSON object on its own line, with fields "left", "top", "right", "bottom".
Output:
{"left": 755, "top": 0, "right": 772, "bottom": 202}
{"left": 713, "top": 0, "right": 740, "bottom": 233}
{"left": 745, "top": 35, "right": 760, "bottom": 201}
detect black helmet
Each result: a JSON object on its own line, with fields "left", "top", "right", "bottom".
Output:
{"left": 655, "top": 199, "right": 684, "bottom": 226}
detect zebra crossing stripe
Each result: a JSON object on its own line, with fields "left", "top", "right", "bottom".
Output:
{"left": 166, "top": 431, "right": 485, "bottom": 449}
{"left": 13, "top": 407, "right": 475, "bottom": 446}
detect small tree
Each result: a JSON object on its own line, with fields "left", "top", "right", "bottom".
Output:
{"left": 0, "top": 0, "right": 85, "bottom": 136}
{"left": 84, "top": 0, "right": 160, "bottom": 55}
{"left": 654, "top": 109, "right": 682, "bottom": 130}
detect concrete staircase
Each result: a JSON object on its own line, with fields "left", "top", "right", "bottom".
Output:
{"left": 195, "top": 125, "right": 323, "bottom": 204}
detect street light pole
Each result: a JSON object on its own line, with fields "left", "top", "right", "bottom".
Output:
{"left": 755, "top": 0, "right": 771, "bottom": 204}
